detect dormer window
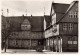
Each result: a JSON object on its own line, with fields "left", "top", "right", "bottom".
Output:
{"left": 21, "top": 19, "right": 31, "bottom": 30}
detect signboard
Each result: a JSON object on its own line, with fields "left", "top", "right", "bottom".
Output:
{"left": 52, "top": 24, "right": 59, "bottom": 36}
{"left": 45, "top": 27, "right": 53, "bottom": 38}
{"left": 44, "top": 24, "right": 59, "bottom": 38}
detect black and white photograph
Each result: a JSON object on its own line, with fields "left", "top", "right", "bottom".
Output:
{"left": 1, "top": 0, "right": 78, "bottom": 54}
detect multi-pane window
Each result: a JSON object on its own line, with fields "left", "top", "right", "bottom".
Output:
{"left": 72, "top": 36, "right": 77, "bottom": 44}
{"left": 63, "top": 23, "right": 73, "bottom": 31}
{"left": 21, "top": 19, "right": 31, "bottom": 30}
{"left": 69, "top": 11, "right": 73, "bottom": 18}
{"left": 74, "top": 12, "right": 78, "bottom": 18}
{"left": 68, "top": 37, "right": 72, "bottom": 44}
{"left": 69, "top": 11, "right": 78, "bottom": 18}
{"left": 68, "top": 41, "right": 72, "bottom": 44}
{"left": 68, "top": 36, "right": 77, "bottom": 45}
{"left": 21, "top": 25, "right": 31, "bottom": 30}
{"left": 68, "top": 23, "right": 73, "bottom": 31}
{"left": 73, "top": 41, "right": 77, "bottom": 44}
{"left": 63, "top": 23, "right": 67, "bottom": 31}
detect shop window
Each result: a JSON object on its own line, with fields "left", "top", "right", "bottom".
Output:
{"left": 73, "top": 41, "right": 77, "bottom": 44}
{"left": 68, "top": 41, "right": 72, "bottom": 44}
{"left": 68, "top": 37, "right": 72, "bottom": 44}
{"left": 68, "top": 36, "right": 78, "bottom": 45}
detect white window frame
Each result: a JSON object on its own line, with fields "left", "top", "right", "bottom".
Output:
{"left": 63, "top": 23, "right": 67, "bottom": 31}
{"left": 74, "top": 12, "right": 77, "bottom": 18}
{"left": 73, "top": 41, "right": 77, "bottom": 44}
{"left": 68, "top": 41, "right": 72, "bottom": 44}
{"left": 68, "top": 23, "right": 73, "bottom": 31}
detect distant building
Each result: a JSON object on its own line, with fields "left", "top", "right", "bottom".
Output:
{"left": 2, "top": 15, "right": 44, "bottom": 49}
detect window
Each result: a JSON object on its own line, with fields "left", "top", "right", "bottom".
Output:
{"left": 21, "top": 24, "right": 31, "bottom": 30}
{"left": 69, "top": 11, "right": 73, "bottom": 18}
{"left": 68, "top": 37, "right": 72, "bottom": 44}
{"left": 69, "top": 11, "right": 78, "bottom": 18}
{"left": 68, "top": 41, "right": 72, "bottom": 44}
{"left": 21, "top": 19, "right": 31, "bottom": 30}
{"left": 72, "top": 36, "right": 77, "bottom": 44}
{"left": 68, "top": 36, "right": 77, "bottom": 45}
{"left": 73, "top": 41, "right": 77, "bottom": 44}
{"left": 68, "top": 23, "right": 73, "bottom": 31}
{"left": 74, "top": 12, "right": 77, "bottom": 18}
{"left": 63, "top": 23, "right": 67, "bottom": 31}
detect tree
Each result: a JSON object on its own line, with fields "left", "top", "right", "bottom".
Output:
{"left": 1, "top": 15, "right": 13, "bottom": 52}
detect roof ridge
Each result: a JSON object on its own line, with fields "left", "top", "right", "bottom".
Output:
{"left": 52, "top": 3, "right": 70, "bottom": 5}
{"left": 57, "top": 1, "right": 77, "bottom": 23}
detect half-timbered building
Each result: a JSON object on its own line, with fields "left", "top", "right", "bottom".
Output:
{"left": 44, "top": 3, "right": 70, "bottom": 52}
{"left": 2, "top": 15, "right": 44, "bottom": 50}
{"left": 57, "top": 1, "right": 78, "bottom": 52}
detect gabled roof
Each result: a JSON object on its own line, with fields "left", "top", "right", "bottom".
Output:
{"left": 52, "top": 3, "right": 70, "bottom": 13}
{"left": 3, "top": 16, "right": 44, "bottom": 32}
{"left": 22, "top": 19, "right": 30, "bottom": 25}
{"left": 57, "top": 1, "right": 78, "bottom": 23}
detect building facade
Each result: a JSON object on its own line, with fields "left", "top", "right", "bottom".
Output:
{"left": 2, "top": 15, "right": 44, "bottom": 50}
{"left": 1, "top": 1, "right": 78, "bottom": 52}
{"left": 57, "top": 1, "right": 78, "bottom": 52}
{"left": 44, "top": 3, "right": 69, "bottom": 52}
{"left": 44, "top": 1, "right": 78, "bottom": 52}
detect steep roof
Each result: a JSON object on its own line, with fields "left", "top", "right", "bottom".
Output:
{"left": 22, "top": 19, "right": 30, "bottom": 25}
{"left": 52, "top": 3, "right": 70, "bottom": 13}
{"left": 44, "top": 15, "right": 51, "bottom": 28}
{"left": 4, "top": 16, "right": 44, "bottom": 32}
{"left": 57, "top": 1, "right": 78, "bottom": 23}
{"left": 30, "top": 16, "right": 44, "bottom": 31}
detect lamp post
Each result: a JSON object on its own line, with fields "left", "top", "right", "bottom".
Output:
{"left": 4, "top": 8, "right": 9, "bottom": 52}
{"left": 4, "top": 18, "right": 7, "bottom": 52}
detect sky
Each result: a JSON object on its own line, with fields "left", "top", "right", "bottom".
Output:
{"left": 1, "top": 0, "right": 74, "bottom": 16}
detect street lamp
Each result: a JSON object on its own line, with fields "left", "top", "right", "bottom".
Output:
{"left": 4, "top": 8, "right": 9, "bottom": 52}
